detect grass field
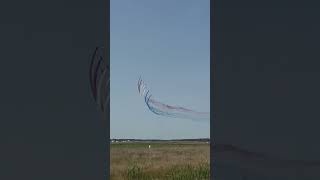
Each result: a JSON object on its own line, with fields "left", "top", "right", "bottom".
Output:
{"left": 110, "top": 141, "right": 210, "bottom": 180}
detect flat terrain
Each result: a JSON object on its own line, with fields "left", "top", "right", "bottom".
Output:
{"left": 110, "top": 141, "right": 210, "bottom": 180}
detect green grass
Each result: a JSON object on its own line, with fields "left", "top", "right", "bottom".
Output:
{"left": 111, "top": 141, "right": 210, "bottom": 180}
{"left": 125, "top": 162, "right": 210, "bottom": 180}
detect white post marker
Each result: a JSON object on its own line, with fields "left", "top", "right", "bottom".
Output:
{"left": 148, "top": 145, "right": 151, "bottom": 149}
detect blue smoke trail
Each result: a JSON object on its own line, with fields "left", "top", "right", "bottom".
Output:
{"left": 138, "top": 77, "right": 210, "bottom": 121}
{"left": 137, "top": 78, "right": 320, "bottom": 178}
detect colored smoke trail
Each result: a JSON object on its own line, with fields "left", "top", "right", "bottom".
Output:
{"left": 138, "top": 77, "right": 210, "bottom": 121}
{"left": 137, "top": 78, "right": 320, "bottom": 178}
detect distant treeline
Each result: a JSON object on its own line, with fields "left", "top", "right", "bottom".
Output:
{"left": 110, "top": 138, "right": 210, "bottom": 142}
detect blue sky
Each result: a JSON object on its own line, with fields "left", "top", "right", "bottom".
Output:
{"left": 110, "top": 0, "right": 210, "bottom": 139}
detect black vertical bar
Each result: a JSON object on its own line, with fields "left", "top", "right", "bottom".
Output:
{"left": 105, "top": 0, "right": 110, "bottom": 179}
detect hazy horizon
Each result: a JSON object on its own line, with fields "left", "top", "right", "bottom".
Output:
{"left": 110, "top": 138, "right": 210, "bottom": 140}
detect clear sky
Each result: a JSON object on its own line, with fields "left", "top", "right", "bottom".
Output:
{"left": 110, "top": 0, "right": 210, "bottom": 139}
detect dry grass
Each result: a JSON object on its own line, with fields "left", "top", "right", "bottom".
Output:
{"left": 110, "top": 142, "right": 210, "bottom": 180}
